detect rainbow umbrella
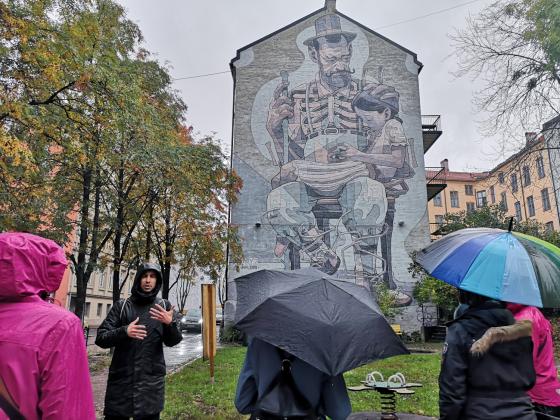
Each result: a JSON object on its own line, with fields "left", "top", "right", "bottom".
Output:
{"left": 416, "top": 227, "right": 560, "bottom": 308}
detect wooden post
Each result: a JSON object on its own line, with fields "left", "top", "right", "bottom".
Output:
{"left": 201, "top": 283, "right": 216, "bottom": 383}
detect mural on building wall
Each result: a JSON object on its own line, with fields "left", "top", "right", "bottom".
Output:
{"left": 249, "top": 14, "right": 418, "bottom": 306}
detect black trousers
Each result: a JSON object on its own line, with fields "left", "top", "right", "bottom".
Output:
{"left": 105, "top": 415, "right": 160, "bottom": 420}
{"left": 534, "top": 403, "right": 560, "bottom": 420}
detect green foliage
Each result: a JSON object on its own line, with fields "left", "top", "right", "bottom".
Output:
{"left": 372, "top": 282, "right": 401, "bottom": 320}
{"left": 412, "top": 275, "right": 459, "bottom": 313}
{"left": 163, "top": 346, "right": 442, "bottom": 419}
{"left": 439, "top": 205, "right": 509, "bottom": 234}
{"left": 219, "top": 326, "right": 245, "bottom": 345}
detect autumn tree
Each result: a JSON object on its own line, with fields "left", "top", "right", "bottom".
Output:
{"left": 451, "top": 0, "right": 560, "bottom": 145}
{"left": 143, "top": 134, "right": 243, "bottom": 299}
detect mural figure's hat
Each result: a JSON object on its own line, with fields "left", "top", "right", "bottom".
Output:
{"left": 303, "top": 14, "right": 357, "bottom": 47}
{"left": 352, "top": 84, "right": 400, "bottom": 114}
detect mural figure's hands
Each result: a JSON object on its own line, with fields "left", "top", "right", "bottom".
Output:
{"left": 328, "top": 145, "right": 361, "bottom": 162}
{"left": 266, "top": 81, "right": 294, "bottom": 140}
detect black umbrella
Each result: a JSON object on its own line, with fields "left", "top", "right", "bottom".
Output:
{"left": 234, "top": 268, "right": 408, "bottom": 376}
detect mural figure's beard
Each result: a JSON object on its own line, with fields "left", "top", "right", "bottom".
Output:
{"left": 323, "top": 68, "right": 355, "bottom": 89}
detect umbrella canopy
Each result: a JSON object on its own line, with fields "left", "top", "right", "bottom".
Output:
{"left": 234, "top": 268, "right": 408, "bottom": 376}
{"left": 416, "top": 227, "right": 560, "bottom": 308}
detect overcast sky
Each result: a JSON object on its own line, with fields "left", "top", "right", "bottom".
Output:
{"left": 116, "top": 0, "right": 527, "bottom": 173}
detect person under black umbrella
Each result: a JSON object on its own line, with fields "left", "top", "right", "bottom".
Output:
{"left": 235, "top": 337, "right": 351, "bottom": 420}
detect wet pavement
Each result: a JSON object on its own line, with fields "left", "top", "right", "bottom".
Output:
{"left": 164, "top": 331, "right": 204, "bottom": 371}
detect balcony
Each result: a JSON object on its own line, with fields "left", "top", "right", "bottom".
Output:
{"left": 422, "top": 115, "right": 442, "bottom": 153}
{"left": 426, "top": 166, "right": 447, "bottom": 201}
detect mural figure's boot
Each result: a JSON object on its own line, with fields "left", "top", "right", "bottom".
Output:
{"left": 389, "top": 289, "right": 412, "bottom": 307}
{"left": 300, "top": 227, "right": 340, "bottom": 275}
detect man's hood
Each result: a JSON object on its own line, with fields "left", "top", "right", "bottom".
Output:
{"left": 131, "top": 262, "right": 163, "bottom": 302}
{"left": 0, "top": 232, "right": 67, "bottom": 298}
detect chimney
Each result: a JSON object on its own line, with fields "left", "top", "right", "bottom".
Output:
{"left": 325, "top": 0, "right": 336, "bottom": 13}
{"left": 440, "top": 158, "right": 449, "bottom": 172}
{"left": 525, "top": 132, "right": 537, "bottom": 145}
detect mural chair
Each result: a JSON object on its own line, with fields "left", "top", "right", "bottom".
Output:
{"left": 286, "top": 177, "right": 409, "bottom": 291}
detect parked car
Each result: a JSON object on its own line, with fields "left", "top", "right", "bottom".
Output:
{"left": 180, "top": 309, "right": 202, "bottom": 332}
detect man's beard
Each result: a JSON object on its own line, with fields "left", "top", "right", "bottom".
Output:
{"left": 323, "top": 69, "right": 354, "bottom": 89}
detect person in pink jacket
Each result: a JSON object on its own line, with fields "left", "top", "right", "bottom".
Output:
{"left": 0, "top": 232, "right": 95, "bottom": 420}
{"left": 508, "top": 303, "right": 560, "bottom": 419}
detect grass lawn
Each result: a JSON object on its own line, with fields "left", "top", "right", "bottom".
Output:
{"left": 162, "top": 345, "right": 441, "bottom": 419}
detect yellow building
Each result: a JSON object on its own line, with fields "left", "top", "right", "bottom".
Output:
{"left": 427, "top": 132, "right": 559, "bottom": 238}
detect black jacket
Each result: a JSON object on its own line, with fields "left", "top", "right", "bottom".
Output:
{"left": 95, "top": 263, "right": 182, "bottom": 417}
{"left": 439, "top": 301, "right": 536, "bottom": 420}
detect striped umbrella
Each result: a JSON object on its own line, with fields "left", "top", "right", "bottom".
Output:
{"left": 416, "top": 227, "right": 560, "bottom": 308}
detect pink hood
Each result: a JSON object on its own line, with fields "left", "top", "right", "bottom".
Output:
{"left": 0, "top": 232, "right": 67, "bottom": 298}
{"left": 0, "top": 232, "right": 95, "bottom": 419}
{"left": 507, "top": 303, "right": 560, "bottom": 406}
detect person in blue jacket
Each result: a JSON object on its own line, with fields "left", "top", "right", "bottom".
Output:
{"left": 235, "top": 337, "right": 351, "bottom": 420}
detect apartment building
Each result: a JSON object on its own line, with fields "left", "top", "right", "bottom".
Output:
{"left": 427, "top": 129, "right": 559, "bottom": 237}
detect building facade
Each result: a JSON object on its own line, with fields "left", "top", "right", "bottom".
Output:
{"left": 64, "top": 267, "right": 134, "bottom": 328}
{"left": 428, "top": 129, "right": 560, "bottom": 237}
{"left": 227, "top": 0, "right": 438, "bottom": 331}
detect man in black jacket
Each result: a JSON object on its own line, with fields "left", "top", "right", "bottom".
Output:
{"left": 439, "top": 290, "right": 536, "bottom": 420}
{"left": 95, "top": 263, "right": 183, "bottom": 419}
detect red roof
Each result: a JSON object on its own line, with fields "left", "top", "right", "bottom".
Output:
{"left": 425, "top": 170, "right": 487, "bottom": 182}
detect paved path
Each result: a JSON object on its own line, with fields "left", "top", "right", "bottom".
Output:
{"left": 90, "top": 332, "right": 204, "bottom": 419}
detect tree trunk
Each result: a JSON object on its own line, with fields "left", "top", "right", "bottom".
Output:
{"left": 73, "top": 167, "right": 92, "bottom": 322}
{"left": 161, "top": 199, "right": 173, "bottom": 298}
{"left": 112, "top": 164, "right": 125, "bottom": 303}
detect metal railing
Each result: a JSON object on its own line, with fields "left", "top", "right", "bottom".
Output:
{"left": 422, "top": 115, "right": 441, "bottom": 132}
{"left": 425, "top": 166, "right": 446, "bottom": 185}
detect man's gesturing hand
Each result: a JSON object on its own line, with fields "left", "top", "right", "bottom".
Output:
{"left": 127, "top": 317, "right": 147, "bottom": 340}
{"left": 149, "top": 303, "right": 174, "bottom": 325}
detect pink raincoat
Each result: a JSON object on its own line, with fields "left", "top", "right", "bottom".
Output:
{"left": 0, "top": 232, "right": 95, "bottom": 420}
{"left": 508, "top": 303, "right": 560, "bottom": 407}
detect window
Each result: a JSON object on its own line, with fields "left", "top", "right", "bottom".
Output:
{"left": 489, "top": 186, "right": 495, "bottom": 204}
{"left": 433, "top": 192, "right": 442, "bottom": 207}
{"left": 450, "top": 191, "right": 459, "bottom": 208}
{"left": 522, "top": 166, "right": 531, "bottom": 186}
{"left": 476, "top": 190, "right": 487, "bottom": 208}
{"left": 498, "top": 172, "right": 504, "bottom": 184}
{"left": 435, "top": 215, "right": 444, "bottom": 225}
{"left": 500, "top": 192, "right": 508, "bottom": 211}
{"left": 514, "top": 201, "right": 522, "bottom": 221}
{"left": 85, "top": 302, "right": 91, "bottom": 318}
{"left": 107, "top": 303, "right": 112, "bottom": 314}
{"left": 466, "top": 202, "right": 475, "bottom": 213}
{"left": 465, "top": 185, "right": 473, "bottom": 196}
{"left": 511, "top": 173, "right": 518, "bottom": 193}
{"left": 542, "top": 188, "right": 551, "bottom": 211}
{"left": 99, "top": 271, "right": 104, "bottom": 289}
{"left": 537, "top": 156, "right": 546, "bottom": 179}
{"left": 545, "top": 221, "right": 554, "bottom": 233}
{"left": 527, "top": 196, "right": 535, "bottom": 217}
{"left": 108, "top": 274, "right": 113, "bottom": 290}
{"left": 97, "top": 303, "right": 102, "bottom": 317}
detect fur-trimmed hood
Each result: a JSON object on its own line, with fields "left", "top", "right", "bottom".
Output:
{"left": 470, "top": 319, "right": 533, "bottom": 356}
